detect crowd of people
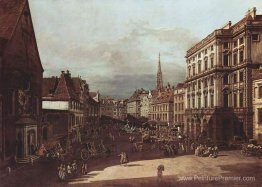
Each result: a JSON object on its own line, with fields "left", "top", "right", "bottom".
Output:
{"left": 194, "top": 144, "right": 218, "bottom": 158}
{"left": 57, "top": 160, "right": 78, "bottom": 180}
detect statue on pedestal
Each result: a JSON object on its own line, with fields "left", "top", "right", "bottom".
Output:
{"left": 18, "top": 89, "right": 31, "bottom": 115}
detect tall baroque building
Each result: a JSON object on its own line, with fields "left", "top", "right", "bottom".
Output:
{"left": 185, "top": 8, "right": 262, "bottom": 142}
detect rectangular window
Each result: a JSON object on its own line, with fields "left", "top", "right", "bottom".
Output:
{"left": 198, "top": 80, "right": 201, "bottom": 89}
{"left": 211, "top": 45, "right": 214, "bottom": 51}
{"left": 205, "top": 49, "right": 207, "bottom": 54}
{"left": 233, "top": 93, "right": 237, "bottom": 108}
{"left": 259, "top": 86, "right": 262, "bottom": 98}
{"left": 233, "top": 73, "right": 237, "bottom": 83}
{"left": 211, "top": 57, "right": 214, "bottom": 68}
{"left": 239, "top": 37, "right": 244, "bottom": 44}
{"left": 204, "top": 95, "right": 208, "bottom": 108}
{"left": 198, "top": 53, "right": 201, "bottom": 58}
{"left": 204, "top": 60, "right": 208, "bottom": 70}
{"left": 198, "top": 97, "right": 201, "bottom": 108}
{"left": 252, "top": 34, "right": 259, "bottom": 42}
{"left": 193, "top": 66, "right": 195, "bottom": 76}
{"left": 258, "top": 109, "right": 262, "bottom": 123}
{"left": 210, "top": 76, "right": 214, "bottom": 86}
{"left": 233, "top": 53, "right": 238, "bottom": 65}
{"left": 239, "top": 93, "right": 244, "bottom": 107}
{"left": 204, "top": 79, "right": 208, "bottom": 88}
{"left": 239, "top": 71, "right": 244, "bottom": 82}
{"left": 210, "top": 95, "right": 214, "bottom": 108}
{"left": 192, "top": 98, "right": 195, "bottom": 108}
{"left": 198, "top": 63, "right": 201, "bottom": 73}
{"left": 187, "top": 98, "right": 190, "bottom": 108}
{"left": 223, "top": 42, "right": 229, "bottom": 49}
{"left": 233, "top": 40, "right": 238, "bottom": 48}
{"left": 239, "top": 51, "right": 244, "bottom": 63}
{"left": 224, "top": 54, "right": 229, "bottom": 66}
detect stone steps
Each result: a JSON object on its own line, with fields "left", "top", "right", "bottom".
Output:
{"left": 17, "top": 155, "right": 39, "bottom": 164}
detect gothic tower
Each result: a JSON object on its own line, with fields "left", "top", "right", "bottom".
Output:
{"left": 156, "top": 53, "right": 163, "bottom": 91}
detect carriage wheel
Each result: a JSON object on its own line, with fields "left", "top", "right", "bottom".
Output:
{"left": 81, "top": 149, "right": 90, "bottom": 160}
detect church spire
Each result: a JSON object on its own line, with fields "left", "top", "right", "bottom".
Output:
{"left": 156, "top": 53, "right": 163, "bottom": 91}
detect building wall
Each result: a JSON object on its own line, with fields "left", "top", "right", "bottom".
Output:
{"left": 127, "top": 100, "right": 140, "bottom": 118}
{"left": 253, "top": 78, "right": 262, "bottom": 143}
{"left": 100, "top": 99, "right": 114, "bottom": 118}
{"left": 174, "top": 87, "right": 185, "bottom": 130}
{"left": 184, "top": 9, "right": 262, "bottom": 141}
{"left": 150, "top": 102, "right": 173, "bottom": 124}
{"left": 1, "top": 2, "right": 43, "bottom": 161}
{"left": 140, "top": 95, "right": 150, "bottom": 118}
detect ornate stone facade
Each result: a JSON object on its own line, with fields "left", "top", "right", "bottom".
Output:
{"left": 185, "top": 8, "right": 262, "bottom": 142}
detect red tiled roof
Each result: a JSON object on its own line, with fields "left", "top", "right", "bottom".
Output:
{"left": 152, "top": 89, "right": 174, "bottom": 104}
{"left": 175, "top": 83, "right": 185, "bottom": 89}
{"left": 42, "top": 77, "right": 59, "bottom": 97}
{"left": 0, "top": 0, "right": 26, "bottom": 40}
{"left": 89, "top": 92, "right": 97, "bottom": 98}
{"left": 55, "top": 73, "right": 79, "bottom": 100}
{"left": 72, "top": 78, "right": 81, "bottom": 94}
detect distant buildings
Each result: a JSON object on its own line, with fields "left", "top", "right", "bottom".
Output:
{"left": 140, "top": 91, "right": 152, "bottom": 118}
{"left": 113, "top": 99, "right": 127, "bottom": 120}
{"left": 87, "top": 92, "right": 100, "bottom": 126}
{"left": 126, "top": 89, "right": 149, "bottom": 118}
{"left": 0, "top": 0, "right": 43, "bottom": 163}
{"left": 185, "top": 8, "right": 262, "bottom": 142}
{"left": 100, "top": 97, "right": 115, "bottom": 118}
{"left": 174, "top": 83, "right": 186, "bottom": 131}
{"left": 127, "top": 90, "right": 142, "bottom": 118}
{"left": 100, "top": 97, "right": 127, "bottom": 121}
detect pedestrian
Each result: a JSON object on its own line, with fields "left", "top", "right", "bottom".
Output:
{"left": 84, "top": 163, "right": 88, "bottom": 175}
{"left": 118, "top": 152, "right": 124, "bottom": 166}
{"left": 67, "top": 163, "right": 72, "bottom": 177}
{"left": 81, "top": 163, "right": 85, "bottom": 175}
{"left": 30, "top": 157, "right": 34, "bottom": 166}
{"left": 7, "top": 166, "right": 11, "bottom": 176}
{"left": 157, "top": 164, "right": 164, "bottom": 182}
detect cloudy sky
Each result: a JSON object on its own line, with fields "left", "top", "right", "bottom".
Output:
{"left": 29, "top": 0, "right": 262, "bottom": 98}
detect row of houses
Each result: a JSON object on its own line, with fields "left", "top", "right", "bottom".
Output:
{"left": 126, "top": 54, "right": 175, "bottom": 125}
{"left": 100, "top": 97, "right": 127, "bottom": 121}
{"left": 126, "top": 8, "right": 262, "bottom": 144}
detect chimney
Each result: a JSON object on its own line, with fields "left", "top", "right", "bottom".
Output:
{"left": 61, "top": 70, "right": 65, "bottom": 74}
{"left": 66, "top": 70, "right": 71, "bottom": 77}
